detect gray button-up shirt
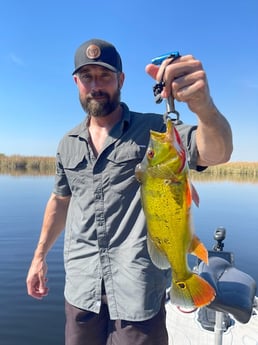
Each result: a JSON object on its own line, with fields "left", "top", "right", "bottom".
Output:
{"left": 53, "top": 102, "right": 198, "bottom": 321}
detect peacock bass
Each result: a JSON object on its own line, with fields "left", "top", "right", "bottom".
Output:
{"left": 135, "top": 119, "right": 215, "bottom": 308}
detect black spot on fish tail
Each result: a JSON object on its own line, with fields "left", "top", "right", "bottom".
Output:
{"left": 176, "top": 282, "right": 186, "bottom": 289}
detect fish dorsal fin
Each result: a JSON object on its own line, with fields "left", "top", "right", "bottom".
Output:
{"left": 189, "top": 235, "right": 208, "bottom": 264}
{"left": 186, "top": 180, "right": 200, "bottom": 208}
{"left": 186, "top": 180, "right": 192, "bottom": 208}
{"left": 147, "top": 235, "right": 171, "bottom": 269}
{"left": 191, "top": 183, "right": 200, "bottom": 207}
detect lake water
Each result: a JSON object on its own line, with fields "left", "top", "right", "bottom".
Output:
{"left": 0, "top": 174, "right": 257, "bottom": 345}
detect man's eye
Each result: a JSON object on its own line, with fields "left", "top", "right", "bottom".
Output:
{"left": 101, "top": 74, "right": 112, "bottom": 80}
{"left": 80, "top": 74, "right": 91, "bottom": 81}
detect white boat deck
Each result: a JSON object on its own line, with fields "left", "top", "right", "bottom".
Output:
{"left": 166, "top": 297, "right": 258, "bottom": 345}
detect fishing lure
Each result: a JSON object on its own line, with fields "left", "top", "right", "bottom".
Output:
{"left": 151, "top": 51, "right": 181, "bottom": 122}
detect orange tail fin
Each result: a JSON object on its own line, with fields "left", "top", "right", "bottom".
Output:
{"left": 170, "top": 273, "right": 216, "bottom": 309}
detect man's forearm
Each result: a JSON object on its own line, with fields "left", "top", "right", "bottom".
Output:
{"left": 34, "top": 193, "right": 70, "bottom": 259}
{"left": 196, "top": 104, "right": 233, "bottom": 166}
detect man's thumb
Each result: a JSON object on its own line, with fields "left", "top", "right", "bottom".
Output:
{"left": 145, "top": 64, "right": 159, "bottom": 80}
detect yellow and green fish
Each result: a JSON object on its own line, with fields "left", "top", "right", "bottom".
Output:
{"left": 135, "top": 119, "right": 215, "bottom": 309}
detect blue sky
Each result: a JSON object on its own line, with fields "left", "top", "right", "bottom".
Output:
{"left": 0, "top": 0, "right": 257, "bottom": 161}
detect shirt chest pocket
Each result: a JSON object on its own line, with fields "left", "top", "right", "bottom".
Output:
{"left": 62, "top": 153, "right": 90, "bottom": 188}
{"left": 106, "top": 144, "right": 146, "bottom": 192}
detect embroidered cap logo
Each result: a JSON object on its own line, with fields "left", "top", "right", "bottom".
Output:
{"left": 86, "top": 45, "right": 101, "bottom": 60}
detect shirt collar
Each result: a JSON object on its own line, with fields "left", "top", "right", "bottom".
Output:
{"left": 68, "top": 102, "right": 131, "bottom": 140}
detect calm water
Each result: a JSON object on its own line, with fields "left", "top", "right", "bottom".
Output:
{"left": 0, "top": 175, "right": 258, "bottom": 345}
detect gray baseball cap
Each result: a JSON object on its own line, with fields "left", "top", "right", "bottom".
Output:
{"left": 72, "top": 38, "right": 123, "bottom": 75}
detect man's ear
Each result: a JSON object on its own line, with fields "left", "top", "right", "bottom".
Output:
{"left": 119, "top": 72, "right": 125, "bottom": 89}
{"left": 73, "top": 75, "right": 79, "bottom": 85}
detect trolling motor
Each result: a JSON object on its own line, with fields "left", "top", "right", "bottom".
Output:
{"left": 213, "top": 226, "right": 226, "bottom": 252}
{"left": 209, "top": 226, "right": 233, "bottom": 263}
{"left": 197, "top": 226, "right": 257, "bottom": 345}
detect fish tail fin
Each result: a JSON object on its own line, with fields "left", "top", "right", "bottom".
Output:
{"left": 170, "top": 273, "right": 215, "bottom": 308}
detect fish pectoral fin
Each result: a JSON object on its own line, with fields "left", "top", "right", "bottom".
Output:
{"left": 147, "top": 235, "right": 171, "bottom": 270}
{"left": 150, "top": 165, "right": 177, "bottom": 180}
{"left": 189, "top": 235, "right": 208, "bottom": 264}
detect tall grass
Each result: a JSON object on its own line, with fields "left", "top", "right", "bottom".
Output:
{"left": 0, "top": 154, "right": 55, "bottom": 175}
{"left": 190, "top": 162, "right": 258, "bottom": 183}
{"left": 1, "top": 154, "right": 258, "bottom": 181}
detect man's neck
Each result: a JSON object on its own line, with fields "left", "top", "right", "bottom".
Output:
{"left": 87, "top": 104, "right": 123, "bottom": 156}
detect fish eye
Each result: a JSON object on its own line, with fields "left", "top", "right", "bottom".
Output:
{"left": 147, "top": 149, "right": 155, "bottom": 159}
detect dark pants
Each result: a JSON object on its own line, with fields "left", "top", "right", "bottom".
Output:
{"left": 65, "top": 297, "right": 168, "bottom": 345}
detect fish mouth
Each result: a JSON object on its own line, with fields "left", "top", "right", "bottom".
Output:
{"left": 150, "top": 119, "right": 173, "bottom": 143}
{"left": 148, "top": 127, "right": 185, "bottom": 177}
{"left": 150, "top": 131, "right": 167, "bottom": 143}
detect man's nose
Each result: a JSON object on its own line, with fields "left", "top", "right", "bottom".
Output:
{"left": 90, "top": 77, "right": 104, "bottom": 90}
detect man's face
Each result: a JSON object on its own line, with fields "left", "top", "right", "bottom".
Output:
{"left": 74, "top": 65, "right": 124, "bottom": 117}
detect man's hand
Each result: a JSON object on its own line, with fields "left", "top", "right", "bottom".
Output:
{"left": 26, "top": 257, "right": 49, "bottom": 299}
{"left": 145, "top": 55, "right": 214, "bottom": 117}
{"left": 146, "top": 54, "right": 233, "bottom": 166}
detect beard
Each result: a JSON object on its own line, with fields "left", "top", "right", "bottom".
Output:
{"left": 79, "top": 88, "right": 121, "bottom": 117}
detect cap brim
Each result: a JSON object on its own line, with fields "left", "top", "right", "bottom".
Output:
{"left": 72, "top": 62, "right": 118, "bottom": 75}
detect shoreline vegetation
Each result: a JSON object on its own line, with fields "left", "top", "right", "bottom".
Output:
{"left": 0, "top": 154, "right": 258, "bottom": 183}
{"left": 0, "top": 154, "right": 56, "bottom": 176}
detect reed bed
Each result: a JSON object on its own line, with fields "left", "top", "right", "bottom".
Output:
{"left": 190, "top": 162, "right": 258, "bottom": 183}
{"left": 1, "top": 154, "right": 258, "bottom": 181}
{"left": 0, "top": 154, "right": 56, "bottom": 175}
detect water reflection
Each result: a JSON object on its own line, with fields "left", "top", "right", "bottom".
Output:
{"left": 0, "top": 168, "right": 55, "bottom": 176}
{"left": 1, "top": 169, "right": 258, "bottom": 184}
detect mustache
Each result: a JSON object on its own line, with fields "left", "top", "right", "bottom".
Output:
{"left": 90, "top": 90, "right": 109, "bottom": 98}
